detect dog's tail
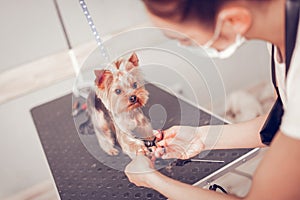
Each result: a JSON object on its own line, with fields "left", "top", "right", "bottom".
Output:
{"left": 78, "top": 115, "right": 96, "bottom": 135}
{"left": 78, "top": 90, "right": 97, "bottom": 135}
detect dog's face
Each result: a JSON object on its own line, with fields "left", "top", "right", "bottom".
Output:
{"left": 94, "top": 53, "right": 149, "bottom": 115}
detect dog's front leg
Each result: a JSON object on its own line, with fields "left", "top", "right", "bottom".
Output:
{"left": 115, "top": 128, "right": 147, "bottom": 159}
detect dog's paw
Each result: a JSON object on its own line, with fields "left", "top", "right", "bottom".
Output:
{"left": 128, "top": 140, "right": 148, "bottom": 154}
{"left": 107, "top": 147, "right": 119, "bottom": 156}
{"left": 103, "top": 145, "right": 119, "bottom": 156}
{"left": 98, "top": 140, "right": 119, "bottom": 156}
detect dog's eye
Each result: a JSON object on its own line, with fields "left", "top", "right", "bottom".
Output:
{"left": 132, "top": 82, "right": 137, "bottom": 89}
{"left": 115, "top": 89, "right": 122, "bottom": 95}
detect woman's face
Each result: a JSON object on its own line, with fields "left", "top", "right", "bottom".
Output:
{"left": 147, "top": 11, "right": 236, "bottom": 51}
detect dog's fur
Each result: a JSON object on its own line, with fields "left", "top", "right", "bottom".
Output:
{"left": 87, "top": 53, "right": 153, "bottom": 158}
{"left": 226, "top": 90, "right": 263, "bottom": 123}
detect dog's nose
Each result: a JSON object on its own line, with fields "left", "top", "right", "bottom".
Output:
{"left": 129, "top": 95, "right": 137, "bottom": 103}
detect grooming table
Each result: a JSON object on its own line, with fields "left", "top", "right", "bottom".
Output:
{"left": 31, "top": 84, "right": 258, "bottom": 200}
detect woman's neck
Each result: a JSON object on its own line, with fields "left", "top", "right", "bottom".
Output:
{"left": 247, "top": 0, "right": 286, "bottom": 60}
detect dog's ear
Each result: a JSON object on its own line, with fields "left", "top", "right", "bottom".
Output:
{"left": 94, "top": 69, "right": 113, "bottom": 89}
{"left": 126, "top": 52, "right": 139, "bottom": 71}
{"left": 114, "top": 60, "right": 123, "bottom": 70}
{"left": 128, "top": 52, "right": 139, "bottom": 66}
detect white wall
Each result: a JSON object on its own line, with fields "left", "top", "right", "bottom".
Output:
{"left": 56, "top": 0, "right": 149, "bottom": 47}
{"left": 139, "top": 39, "right": 271, "bottom": 112}
{"left": 0, "top": 0, "right": 149, "bottom": 73}
{"left": 214, "top": 40, "right": 271, "bottom": 94}
{"left": 0, "top": 0, "right": 68, "bottom": 72}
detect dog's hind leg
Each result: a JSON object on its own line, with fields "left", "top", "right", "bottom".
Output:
{"left": 92, "top": 110, "right": 119, "bottom": 156}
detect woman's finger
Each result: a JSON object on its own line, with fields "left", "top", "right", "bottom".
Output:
{"left": 161, "top": 151, "right": 183, "bottom": 159}
{"left": 154, "top": 147, "right": 165, "bottom": 158}
{"left": 156, "top": 135, "right": 186, "bottom": 147}
{"left": 161, "top": 131, "right": 177, "bottom": 140}
{"left": 156, "top": 139, "right": 168, "bottom": 147}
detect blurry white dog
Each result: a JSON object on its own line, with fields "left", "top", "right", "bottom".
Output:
{"left": 226, "top": 90, "right": 264, "bottom": 123}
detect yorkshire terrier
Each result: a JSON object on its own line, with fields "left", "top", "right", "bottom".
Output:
{"left": 87, "top": 53, "right": 154, "bottom": 158}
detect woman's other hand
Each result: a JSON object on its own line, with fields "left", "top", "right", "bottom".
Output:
{"left": 155, "top": 126, "right": 207, "bottom": 159}
{"left": 125, "top": 154, "right": 158, "bottom": 188}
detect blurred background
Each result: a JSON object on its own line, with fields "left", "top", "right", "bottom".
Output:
{"left": 0, "top": 0, "right": 274, "bottom": 199}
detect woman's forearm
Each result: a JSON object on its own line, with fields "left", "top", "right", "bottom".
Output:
{"left": 201, "top": 114, "right": 268, "bottom": 150}
{"left": 148, "top": 171, "right": 240, "bottom": 200}
{"left": 138, "top": 132, "right": 300, "bottom": 200}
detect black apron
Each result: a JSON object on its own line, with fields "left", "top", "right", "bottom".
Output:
{"left": 260, "top": 0, "right": 300, "bottom": 145}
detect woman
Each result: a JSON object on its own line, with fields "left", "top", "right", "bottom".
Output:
{"left": 125, "top": 0, "right": 300, "bottom": 199}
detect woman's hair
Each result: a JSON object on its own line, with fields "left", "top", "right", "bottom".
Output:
{"left": 143, "top": 0, "right": 227, "bottom": 27}
{"left": 143, "top": 0, "right": 268, "bottom": 27}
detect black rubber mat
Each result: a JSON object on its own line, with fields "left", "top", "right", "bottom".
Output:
{"left": 31, "top": 84, "right": 252, "bottom": 200}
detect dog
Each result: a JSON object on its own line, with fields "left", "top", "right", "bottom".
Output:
{"left": 87, "top": 53, "right": 153, "bottom": 158}
{"left": 225, "top": 90, "right": 264, "bottom": 123}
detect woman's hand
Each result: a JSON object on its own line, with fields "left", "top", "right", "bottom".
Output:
{"left": 155, "top": 126, "right": 207, "bottom": 159}
{"left": 125, "top": 154, "right": 158, "bottom": 188}
{"left": 125, "top": 126, "right": 207, "bottom": 188}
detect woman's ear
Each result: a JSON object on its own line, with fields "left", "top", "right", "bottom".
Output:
{"left": 217, "top": 6, "right": 252, "bottom": 35}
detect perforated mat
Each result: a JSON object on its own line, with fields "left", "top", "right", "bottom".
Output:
{"left": 31, "top": 84, "right": 252, "bottom": 200}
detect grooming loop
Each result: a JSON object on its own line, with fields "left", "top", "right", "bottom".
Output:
{"left": 79, "top": 0, "right": 110, "bottom": 61}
